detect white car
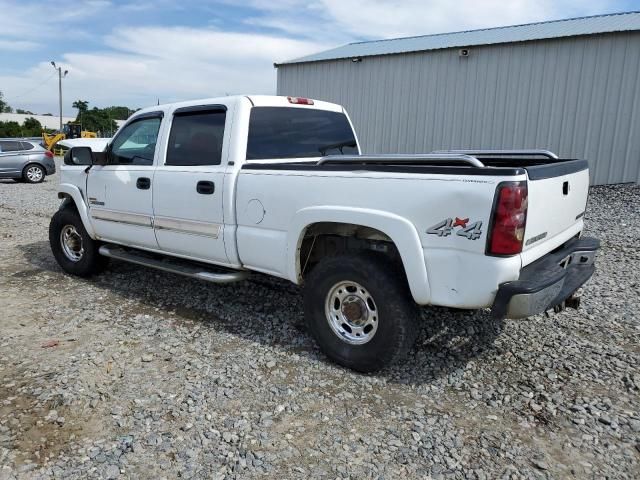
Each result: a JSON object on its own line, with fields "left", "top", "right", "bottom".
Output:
{"left": 49, "top": 95, "right": 599, "bottom": 372}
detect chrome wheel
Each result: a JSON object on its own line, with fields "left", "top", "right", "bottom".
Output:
{"left": 60, "top": 225, "right": 84, "bottom": 262}
{"left": 26, "top": 165, "right": 44, "bottom": 182}
{"left": 325, "top": 281, "right": 379, "bottom": 345}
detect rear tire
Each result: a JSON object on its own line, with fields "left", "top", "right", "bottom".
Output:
{"left": 22, "top": 164, "right": 45, "bottom": 183}
{"left": 304, "top": 253, "right": 419, "bottom": 373}
{"left": 49, "top": 207, "right": 108, "bottom": 277}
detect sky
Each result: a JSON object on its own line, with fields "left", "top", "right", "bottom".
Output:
{"left": 0, "top": 0, "right": 638, "bottom": 116}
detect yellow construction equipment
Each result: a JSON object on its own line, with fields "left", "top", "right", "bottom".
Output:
{"left": 42, "top": 123, "right": 97, "bottom": 155}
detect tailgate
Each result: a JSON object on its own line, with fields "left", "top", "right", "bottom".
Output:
{"left": 521, "top": 160, "right": 589, "bottom": 265}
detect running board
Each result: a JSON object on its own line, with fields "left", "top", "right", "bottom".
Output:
{"left": 98, "top": 245, "right": 249, "bottom": 284}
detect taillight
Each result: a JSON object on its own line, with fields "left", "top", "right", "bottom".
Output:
{"left": 44, "top": 150, "right": 54, "bottom": 158}
{"left": 287, "top": 96, "right": 314, "bottom": 105}
{"left": 487, "top": 182, "right": 528, "bottom": 255}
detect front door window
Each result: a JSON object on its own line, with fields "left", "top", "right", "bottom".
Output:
{"left": 110, "top": 117, "right": 161, "bottom": 166}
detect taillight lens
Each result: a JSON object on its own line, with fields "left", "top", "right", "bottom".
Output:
{"left": 45, "top": 150, "right": 54, "bottom": 158}
{"left": 488, "top": 182, "right": 528, "bottom": 255}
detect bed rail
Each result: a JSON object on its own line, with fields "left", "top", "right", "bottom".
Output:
{"left": 317, "top": 153, "right": 485, "bottom": 168}
{"left": 432, "top": 149, "right": 559, "bottom": 160}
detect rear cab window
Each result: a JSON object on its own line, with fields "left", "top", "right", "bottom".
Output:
{"left": 246, "top": 107, "right": 358, "bottom": 160}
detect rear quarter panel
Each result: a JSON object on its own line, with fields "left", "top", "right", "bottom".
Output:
{"left": 235, "top": 167, "right": 526, "bottom": 307}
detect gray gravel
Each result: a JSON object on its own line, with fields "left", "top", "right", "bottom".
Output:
{"left": 0, "top": 163, "right": 639, "bottom": 479}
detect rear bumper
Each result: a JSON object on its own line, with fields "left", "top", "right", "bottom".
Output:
{"left": 43, "top": 158, "right": 56, "bottom": 175}
{"left": 491, "top": 236, "right": 599, "bottom": 319}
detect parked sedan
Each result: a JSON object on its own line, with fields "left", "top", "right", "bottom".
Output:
{"left": 0, "top": 139, "right": 56, "bottom": 183}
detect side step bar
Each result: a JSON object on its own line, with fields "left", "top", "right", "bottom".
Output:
{"left": 98, "top": 245, "right": 249, "bottom": 284}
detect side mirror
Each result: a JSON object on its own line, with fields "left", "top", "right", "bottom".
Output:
{"left": 64, "top": 146, "right": 94, "bottom": 166}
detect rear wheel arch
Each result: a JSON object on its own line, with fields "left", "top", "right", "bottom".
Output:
{"left": 288, "top": 207, "right": 431, "bottom": 304}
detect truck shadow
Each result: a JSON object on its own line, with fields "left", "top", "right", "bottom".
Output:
{"left": 18, "top": 241, "right": 503, "bottom": 385}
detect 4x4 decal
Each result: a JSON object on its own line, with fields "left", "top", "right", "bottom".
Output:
{"left": 427, "top": 217, "right": 483, "bottom": 240}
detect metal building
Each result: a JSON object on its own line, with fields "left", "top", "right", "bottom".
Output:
{"left": 276, "top": 12, "right": 640, "bottom": 185}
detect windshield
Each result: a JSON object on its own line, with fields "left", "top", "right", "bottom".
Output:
{"left": 246, "top": 107, "right": 358, "bottom": 160}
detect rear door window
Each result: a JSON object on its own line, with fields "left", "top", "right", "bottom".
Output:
{"left": 246, "top": 107, "right": 358, "bottom": 160}
{"left": 0, "top": 141, "right": 24, "bottom": 152}
{"left": 166, "top": 109, "right": 226, "bottom": 166}
{"left": 20, "top": 142, "right": 35, "bottom": 150}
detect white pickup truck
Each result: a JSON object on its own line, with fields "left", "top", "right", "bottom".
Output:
{"left": 49, "top": 95, "right": 599, "bottom": 372}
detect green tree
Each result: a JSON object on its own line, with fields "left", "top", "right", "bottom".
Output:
{"left": 0, "top": 117, "right": 46, "bottom": 137}
{"left": 103, "top": 106, "right": 132, "bottom": 120}
{"left": 22, "top": 117, "right": 43, "bottom": 136}
{"left": 72, "top": 100, "right": 89, "bottom": 117}
{"left": 0, "top": 121, "right": 22, "bottom": 137}
{"left": 0, "top": 91, "right": 13, "bottom": 113}
{"left": 81, "top": 107, "right": 117, "bottom": 135}
{"left": 73, "top": 99, "right": 89, "bottom": 127}
{"left": 16, "top": 108, "right": 35, "bottom": 115}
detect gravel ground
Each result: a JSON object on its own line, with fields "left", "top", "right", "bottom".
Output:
{"left": 0, "top": 162, "right": 639, "bottom": 479}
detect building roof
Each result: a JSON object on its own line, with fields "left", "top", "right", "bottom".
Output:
{"left": 277, "top": 11, "right": 640, "bottom": 66}
{"left": 0, "top": 113, "right": 76, "bottom": 130}
{"left": 0, "top": 113, "right": 126, "bottom": 130}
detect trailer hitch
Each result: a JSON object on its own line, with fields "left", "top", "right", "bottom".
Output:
{"left": 551, "top": 295, "right": 581, "bottom": 314}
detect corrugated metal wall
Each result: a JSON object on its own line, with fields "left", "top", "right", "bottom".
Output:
{"left": 277, "top": 32, "right": 640, "bottom": 185}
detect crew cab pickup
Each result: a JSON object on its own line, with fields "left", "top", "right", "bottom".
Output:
{"left": 50, "top": 95, "right": 599, "bottom": 372}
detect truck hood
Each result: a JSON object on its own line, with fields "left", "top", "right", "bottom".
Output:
{"left": 58, "top": 138, "right": 111, "bottom": 152}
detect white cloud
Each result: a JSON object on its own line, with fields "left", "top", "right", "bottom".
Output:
{"left": 0, "top": 0, "right": 626, "bottom": 114}
{"left": 0, "top": 39, "right": 40, "bottom": 51}
{"left": 1, "top": 26, "right": 326, "bottom": 114}
{"left": 0, "top": 0, "right": 111, "bottom": 38}
{"left": 242, "top": 0, "right": 622, "bottom": 39}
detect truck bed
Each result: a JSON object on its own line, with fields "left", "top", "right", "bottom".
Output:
{"left": 243, "top": 152, "right": 588, "bottom": 181}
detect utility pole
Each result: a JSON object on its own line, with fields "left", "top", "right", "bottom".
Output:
{"left": 50, "top": 62, "right": 68, "bottom": 132}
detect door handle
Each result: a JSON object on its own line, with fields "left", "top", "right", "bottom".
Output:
{"left": 136, "top": 177, "right": 151, "bottom": 190}
{"left": 196, "top": 180, "right": 215, "bottom": 195}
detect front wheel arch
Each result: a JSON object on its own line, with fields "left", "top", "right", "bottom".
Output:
{"left": 57, "top": 184, "right": 96, "bottom": 238}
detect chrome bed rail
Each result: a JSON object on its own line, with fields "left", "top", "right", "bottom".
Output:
{"left": 433, "top": 149, "right": 559, "bottom": 160}
{"left": 317, "top": 153, "right": 485, "bottom": 167}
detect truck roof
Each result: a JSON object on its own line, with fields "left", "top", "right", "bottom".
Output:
{"left": 133, "top": 95, "right": 343, "bottom": 119}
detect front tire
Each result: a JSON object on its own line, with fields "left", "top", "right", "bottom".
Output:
{"left": 49, "top": 207, "right": 108, "bottom": 277}
{"left": 23, "top": 164, "right": 45, "bottom": 183}
{"left": 304, "top": 253, "right": 419, "bottom": 372}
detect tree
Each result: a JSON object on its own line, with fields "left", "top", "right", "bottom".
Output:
{"left": 72, "top": 100, "right": 89, "bottom": 116}
{"left": 22, "top": 117, "right": 43, "bottom": 136}
{"left": 103, "top": 106, "right": 132, "bottom": 120}
{"left": 0, "top": 121, "right": 21, "bottom": 137}
{"left": 73, "top": 100, "right": 89, "bottom": 126}
{"left": 80, "top": 107, "right": 117, "bottom": 135}
{"left": 0, "top": 117, "right": 46, "bottom": 137}
{"left": 16, "top": 109, "right": 35, "bottom": 115}
{"left": 0, "top": 91, "right": 13, "bottom": 113}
